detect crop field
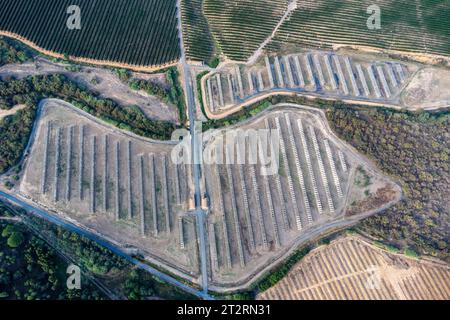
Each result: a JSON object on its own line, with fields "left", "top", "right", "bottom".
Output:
{"left": 202, "top": 105, "right": 401, "bottom": 286}
{"left": 0, "top": 0, "right": 180, "bottom": 68}
{"left": 267, "top": 0, "right": 450, "bottom": 58}
{"left": 200, "top": 0, "right": 450, "bottom": 63}
{"left": 203, "top": 0, "right": 289, "bottom": 61}
{"left": 202, "top": 51, "right": 417, "bottom": 118}
{"left": 181, "top": 0, "right": 216, "bottom": 64}
{"left": 258, "top": 236, "right": 450, "bottom": 300}
{"left": 19, "top": 99, "right": 199, "bottom": 276}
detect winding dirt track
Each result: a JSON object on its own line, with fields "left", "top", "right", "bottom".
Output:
{"left": 0, "top": 104, "right": 26, "bottom": 120}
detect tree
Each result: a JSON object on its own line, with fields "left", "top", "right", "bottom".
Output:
{"left": 7, "top": 232, "right": 24, "bottom": 248}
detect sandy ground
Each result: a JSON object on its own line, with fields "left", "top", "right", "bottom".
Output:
{"left": 0, "top": 57, "right": 179, "bottom": 122}
{"left": 0, "top": 104, "right": 26, "bottom": 120}
{"left": 333, "top": 44, "right": 450, "bottom": 67}
{"left": 402, "top": 67, "right": 450, "bottom": 109}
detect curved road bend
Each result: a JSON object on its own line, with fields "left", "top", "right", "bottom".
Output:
{"left": 0, "top": 191, "right": 209, "bottom": 300}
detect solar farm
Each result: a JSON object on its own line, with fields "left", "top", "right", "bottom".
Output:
{"left": 13, "top": 100, "right": 401, "bottom": 288}
{"left": 18, "top": 99, "right": 199, "bottom": 277}
{"left": 202, "top": 51, "right": 418, "bottom": 118}
{"left": 0, "top": 0, "right": 448, "bottom": 300}
{"left": 201, "top": 105, "right": 401, "bottom": 287}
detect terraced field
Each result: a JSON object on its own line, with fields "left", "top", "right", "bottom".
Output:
{"left": 258, "top": 236, "right": 450, "bottom": 300}
{"left": 203, "top": 0, "right": 289, "bottom": 61}
{"left": 18, "top": 99, "right": 199, "bottom": 277}
{"left": 181, "top": 0, "right": 216, "bottom": 64}
{"left": 267, "top": 0, "right": 450, "bottom": 58}
{"left": 0, "top": 0, "right": 180, "bottom": 69}
{"left": 202, "top": 105, "right": 401, "bottom": 287}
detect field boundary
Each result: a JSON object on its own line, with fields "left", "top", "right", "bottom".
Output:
{"left": 0, "top": 31, "right": 179, "bottom": 72}
{"left": 332, "top": 44, "right": 450, "bottom": 67}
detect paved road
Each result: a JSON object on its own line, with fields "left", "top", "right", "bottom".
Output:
{"left": 0, "top": 2, "right": 212, "bottom": 300}
{"left": 176, "top": 0, "right": 210, "bottom": 297}
{"left": 0, "top": 191, "right": 209, "bottom": 300}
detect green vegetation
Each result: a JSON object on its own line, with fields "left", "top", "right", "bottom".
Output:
{"left": 122, "top": 269, "right": 196, "bottom": 300}
{"left": 404, "top": 248, "right": 420, "bottom": 259}
{"left": 6, "top": 230, "right": 24, "bottom": 248}
{"left": 0, "top": 37, "right": 34, "bottom": 66}
{"left": 0, "top": 201, "right": 196, "bottom": 300}
{"left": 268, "top": 0, "right": 450, "bottom": 60}
{"left": 0, "top": 105, "right": 36, "bottom": 174}
{"left": 0, "top": 74, "right": 179, "bottom": 173}
{"left": 199, "top": 0, "right": 450, "bottom": 62}
{"left": 0, "top": 207, "right": 105, "bottom": 299}
{"left": 208, "top": 56, "right": 221, "bottom": 68}
{"left": 200, "top": 94, "right": 345, "bottom": 130}
{"left": 2, "top": 224, "right": 24, "bottom": 248}
{"left": 129, "top": 67, "right": 187, "bottom": 123}
{"left": 203, "top": 0, "right": 289, "bottom": 61}
{"left": 196, "top": 71, "right": 209, "bottom": 119}
{"left": 166, "top": 68, "right": 187, "bottom": 124}
{"left": 255, "top": 246, "right": 312, "bottom": 293}
{"left": 355, "top": 166, "right": 372, "bottom": 188}
{"left": 328, "top": 107, "right": 450, "bottom": 261}
{"left": 113, "top": 68, "right": 132, "bottom": 83}
{"left": 181, "top": 0, "right": 217, "bottom": 64}
{"left": 203, "top": 98, "right": 272, "bottom": 130}
{"left": 373, "top": 240, "right": 401, "bottom": 254}
{"left": 0, "top": 0, "right": 180, "bottom": 66}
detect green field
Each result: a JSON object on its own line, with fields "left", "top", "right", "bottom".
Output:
{"left": 203, "top": 0, "right": 289, "bottom": 61}
{"left": 181, "top": 0, "right": 217, "bottom": 65}
{"left": 199, "top": 0, "right": 450, "bottom": 62}
{"left": 0, "top": 0, "right": 180, "bottom": 67}
{"left": 267, "top": 0, "right": 450, "bottom": 57}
